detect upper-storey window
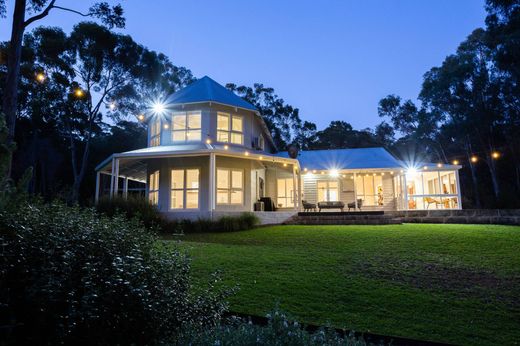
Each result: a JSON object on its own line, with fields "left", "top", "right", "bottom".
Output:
{"left": 217, "top": 112, "right": 243, "bottom": 145}
{"left": 150, "top": 118, "right": 161, "bottom": 147}
{"left": 172, "top": 111, "right": 202, "bottom": 142}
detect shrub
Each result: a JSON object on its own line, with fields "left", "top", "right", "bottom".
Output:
{"left": 0, "top": 199, "right": 233, "bottom": 345}
{"left": 175, "top": 309, "right": 369, "bottom": 345}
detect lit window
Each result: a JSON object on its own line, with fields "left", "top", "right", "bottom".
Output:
{"left": 277, "top": 178, "right": 294, "bottom": 208}
{"left": 317, "top": 180, "right": 339, "bottom": 202}
{"left": 216, "top": 168, "right": 243, "bottom": 204}
{"left": 217, "top": 112, "right": 243, "bottom": 145}
{"left": 149, "top": 170, "right": 160, "bottom": 205}
{"left": 355, "top": 175, "right": 383, "bottom": 206}
{"left": 150, "top": 119, "right": 161, "bottom": 146}
{"left": 172, "top": 111, "right": 201, "bottom": 142}
{"left": 171, "top": 169, "right": 199, "bottom": 209}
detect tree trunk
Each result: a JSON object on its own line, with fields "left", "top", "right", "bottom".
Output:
{"left": 465, "top": 139, "right": 481, "bottom": 208}
{"left": 2, "top": 0, "right": 27, "bottom": 177}
{"left": 485, "top": 153, "right": 500, "bottom": 200}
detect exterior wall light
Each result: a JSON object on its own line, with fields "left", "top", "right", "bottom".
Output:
{"left": 329, "top": 169, "right": 339, "bottom": 177}
{"left": 163, "top": 123, "right": 169, "bottom": 129}
{"left": 452, "top": 160, "right": 459, "bottom": 165}
{"left": 437, "top": 163, "right": 443, "bottom": 168}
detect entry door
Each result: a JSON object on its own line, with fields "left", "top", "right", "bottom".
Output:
{"left": 317, "top": 180, "right": 339, "bottom": 201}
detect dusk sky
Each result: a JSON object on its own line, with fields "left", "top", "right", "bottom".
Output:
{"left": 0, "top": 0, "right": 486, "bottom": 130}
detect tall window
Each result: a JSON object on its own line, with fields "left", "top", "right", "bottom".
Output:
{"left": 355, "top": 174, "right": 383, "bottom": 206}
{"left": 149, "top": 170, "right": 159, "bottom": 205}
{"left": 317, "top": 180, "right": 339, "bottom": 202}
{"left": 172, "top": 111, "right": 201, "bottom": 142}
{"left": 150, "top": 119, "right": 161, "bottom": 146}
{"left": 277, "top": 178, "right": 294, "bottom": 208}
{"left": 217, "top": 112, "right": 243, "bottom": 145}
{"left": 171, "top": 169, "right": 199, "bottom": 209}
{"left": 216, "top": 168, "right": 243, "bottom": 204}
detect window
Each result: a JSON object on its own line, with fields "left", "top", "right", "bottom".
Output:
{"left": 217, "top": 112, "right": 243, "bottom": 145}
{"left": 150, "top": 119, "right": 161, "bottom": 146}
{"left": 404, "top": 170, "right": 459, "bottom": 210}
{"left": 216, "top": 168, "right": 243, "bottom": 204}
{"left": 149, "top": 170, "right": 159, "bottom": 205}
{"left": 277, "top": 178, "right": 294, "bottom": 208}
{"left": 172, "top": 111, "right": 201, "bottom": 142}
{"left": 355, "top": 174, "right": 383, "bottom": 206}
{"left": 258, "top": 135, "right": 265, "bottom": 150}
{"left": 317, "top": 180, "right": 339, "bottom": 202}
{"left": 171, "top": 169, "right": 199, "bottom": 209}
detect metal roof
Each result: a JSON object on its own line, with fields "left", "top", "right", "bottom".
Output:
{"left": 277, "top": 147, "right": 404, "bottom": 170}
{"left": 166, "top": 76, "right": 257, "bottom": 111}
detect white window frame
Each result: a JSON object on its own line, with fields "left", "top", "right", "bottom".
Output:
{"left": 317, "top": 180, "right": 339, "bottom": 202}
{"left": 149, "top": 119, "right": 161, "bottom": 147}
{"left": 148, "top": 170, "right": 159, "bottom": 205}
{"left": 170, "top": 168, "right": 200, "bottom": 210}
{"left": 277, "top": 178, "right": 294, "bottom": 208}
{"left": 216, "top": 168, "right": 244, "bottom": 205}
{"left": 171, "top": 111, "right": 202, "bottom": 142}
{"left": 217, "top": 112, "right": 243, "bottom": 145}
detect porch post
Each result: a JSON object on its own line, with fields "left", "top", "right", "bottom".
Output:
{"left": 353, "top": 172, "right": 358, "bottom": 210}
{"left": 403, "top": 173, "right": 409, "bottom": 210}
{"left": 123, "top": 176, "right": 129, "bottom": 199}
{"left": 297, "top": 167, "right": 302, "bottom": 212}
{"left": 113, "top": 158, "right": 120, "bottom": 198}
{"left": 292, "top": 164, "right": 298, "bottom": 211}
{"left": 209, "top": 153, "right": 216, "bottom": 215}
{"left": 109, "top": 158, "right": 115, "bottom": 198}
{"left": 95, "top": 171, "right": 101, "bottom": 203}
{"left": 455, "top": 169, "right": 462, "bottom": 209}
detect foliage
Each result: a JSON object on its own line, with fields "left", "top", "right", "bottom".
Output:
{"left": 0, "top": 198, "right": 233, "bottom": 344}
{"left": 175, "top": 309, "right": 368, "bottom": 346}
{"left": 177, "top": 224, "right": 520, "bottom": 345}
{"left": 96, "top": 196, "right": 259, "bottom": 233}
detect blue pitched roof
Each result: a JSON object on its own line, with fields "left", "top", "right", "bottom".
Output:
{"left": 278, "top": 147, "right": 404, "bottom": 170}
{"left": 166, "top": 76, "right": 257, "bottom": 111}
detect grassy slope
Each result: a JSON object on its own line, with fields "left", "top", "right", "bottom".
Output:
{"left": 167, "top": 224, "right": 520, "bottom": 345}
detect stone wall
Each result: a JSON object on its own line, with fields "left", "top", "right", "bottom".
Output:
{"left": 387, "top": 209, "right": 520, "bottom": 225}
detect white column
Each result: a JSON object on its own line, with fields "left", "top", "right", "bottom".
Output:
{"left": 353, "top": 172, "right": 358, "bottom": 211}
{"left": 455, "top": 169, "right": 462, "bottom": 209}
{"left": 109, "top": 158, "right": 115, "bottom": 198}
{"left": 95, "top": 171, "right": 101, "bottom": 203}
{"left": 297, "top": 168, "right": 302, "bottom": 212}
{"left": 292, "top": 165, "right": 297, "bottom": 211}
{"left": 403, "top": 173, "right": 409, "bottom": 210}
{"left": 123, "top": 177, "right": 129, "bottom": 199}
{"left": 209, "top": 153, "right": 216, "bottom": 213}
{"left": 113, "top": 158, "right": 120, "bottom": 198}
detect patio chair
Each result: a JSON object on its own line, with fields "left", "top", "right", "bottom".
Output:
{"left": 302, "top": 200, "right": 317, "bottom": 212}
{"left": 424, "top": 197, "right": 442, "bottom": 209}
{"left": 347, "top": 199, "right": 363, "bottom": 211}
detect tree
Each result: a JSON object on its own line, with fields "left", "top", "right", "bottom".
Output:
{"left": 0, "top": 0, "right": 124, "bottom": 176}
{"left": 312, "top": 120, "right": 380, "bottom": 150}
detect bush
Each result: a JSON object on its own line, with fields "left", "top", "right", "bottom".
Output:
{"left": 0, "top": 199, "right": 233, "bottom": 345}
{"left": 175, "top": 309, "right": 369, "bottom": 345}
{"left": 96, "top": 195, "right": 166, "bottom": 230}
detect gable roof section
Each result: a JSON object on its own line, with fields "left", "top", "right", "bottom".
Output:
{"left": 278, "top": 147, "right": 404, "bottom": 170}
{"left": 167, "top": 76, "right": 257, "bottom": 111}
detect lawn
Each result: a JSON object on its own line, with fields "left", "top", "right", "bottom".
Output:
{"left": 166, "top": 224, "right": 520, "bottom": 345}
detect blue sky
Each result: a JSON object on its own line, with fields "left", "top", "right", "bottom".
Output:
{"left": 0, "top": 0, "right": 486, "bottom": 130}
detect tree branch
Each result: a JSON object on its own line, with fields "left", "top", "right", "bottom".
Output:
{"left": 24, "top": 0, "right": 56, "bottom": 27}
{"left": 52, "top": 5, "right": 91, "bottom": 17}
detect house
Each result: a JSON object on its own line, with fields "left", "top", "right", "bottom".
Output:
{"left": 95, "top": 76, "right": 462, "bottom": 223}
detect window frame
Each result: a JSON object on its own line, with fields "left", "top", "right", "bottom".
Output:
{"left": 216, "top": 168, "right": 244, "bottom": 205}
{"left": 317, "top": 180, "right": 339, "bottom": 202}
{"left": 148, "top": 170, "right": 160, "bottom": 205}
{"left": 171, "top": 111, "right": 202, "bottom": 143}
{"left": 277, "top": 177, "right": 294, "bottom": 208}
{"left": 216, "top": 112, "right": 244, "bottom": 145}
{"left": 355, "top": 174, "right": 384, "bottom": 206}
{"left": 149, "top": 118, "right": 161, "bottom": 147}
{"left": 170, "top": 168, "right": 200, "bottom": 210}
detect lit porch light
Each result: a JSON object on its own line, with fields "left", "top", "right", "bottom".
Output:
{"left": 151, "top": 101, "right": 166, "bottom": 115}
{"left": 224, "top": 145, "right": 229, "bottom": 150}
{"left": 304, "top": 168, "right": 308, "bottom": 172}
{"left": 320, "top": 171, "right": 325, "bottom": 175}
{"left": 312, "top": 170, "right": 316, "bottom": 174}
{"left": 390, "top": 171, "right": 394, "bottom": 175}
{"left": 329, "top": 169, "right": 339, "bottom": 177}
{"left": 74, "top": 88, "right": 84, "bottom": 98}
{"left": 452, "top": 160, "right": 459, "bottom": 165}
{"left": 342, "top": 174, "right": 346, "bottom": 178}
{"left": 492, "top": 151, "right": 500, "bottom": 159}
{"left": 206, "top": 138, "right": 212, "bottom": 144}
{"left": 406, "top": 167, "right": 417, "bottom": 179}
{"left": 163, "top": 123, "right": 169, "bottom": 129}
{"left": 259, "top": 156, "right": 263, "bottom": 160}
{"left": 283, "top": 163, "right": 287, "bottom": 167}
{"left": 437, "top": 163, "right": 443, "bottom": 168}
{"left": 423, "top": 166, "right": 428, "bottom": 170}
{"left": 245, "top": 151, "right": 250, "bottom": 156}
{"left": 382, "top": 172, "right": 385, "bottom": 176}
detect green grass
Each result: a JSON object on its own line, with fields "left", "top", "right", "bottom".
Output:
{"left": 165, "top": 224, "right": 520, "bottom": 345}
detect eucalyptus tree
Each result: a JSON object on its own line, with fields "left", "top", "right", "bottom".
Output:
{"left": 0, "top": 0, "right": 124, "bottom": 176}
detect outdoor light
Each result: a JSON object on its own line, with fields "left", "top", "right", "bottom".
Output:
{"left": 471, "top": 156, "right": 478, "bottom": 163}
{"left": 406, "top": 167, "right": 417, "bottom": 179}
{"left": 342, "top": 174, "right": 346, "bottom": 178}
{"left": 74, "top": 88, "right": 84, "bottom": 97}
{"left": 151, "top": 101, "right": 166, "bottom": 115}
{"left": 329, "top": 169, "right": 339, "bottom": 177}
{"left": 312, "top": 170, "right": 316, "bottom": 174}
{"left": 453, "top": 160, "right": 459, "bottom": 165}
{"left": 283, "top": 163, "right": 287, "bottom": 167}
{"left": 206, "top": 138, "right": 211, "bottom": 144}
{"left": 423, "top": 166, "right": 428, "bottom": 170}
{"left": 437, "top": 163, "right": 443, "bottom": 168}
{"left": 382, "top": 172, "right": 385, "bottom": 176}
{"left": 390, "top": 171, "right": 394, "bottom": 175}
{"left": 321, "top": 171, "right": 325, "bottom": 175}
{"left": 259, "top": 156, "right": 263, "bottom": 160}
{"left": 137, "top": 114, "right": 145, "bottom": 121}
{"left": 36, "top": 72, "right": 46, "bottom": 83}
{"left": 109, "top": 102, "right": 116, "bottom": 110}
{"left": 245, "top": 151, "right": 249, "bottom": 156}
{"left": 163, "top": 123, "right": 169, "bottom": 129}
{"left": 492, "top": 151, "right": 500, "bottom": 159}
{"left": 304, "top": 168, "right": 308, "bottom": 172}
{"left": 224, "top": 145, "right": 229, "bottom": 150}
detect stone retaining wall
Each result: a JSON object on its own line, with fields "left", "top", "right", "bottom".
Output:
{"left": 387, "top": 209, "right": 520, "bottom": 225}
